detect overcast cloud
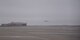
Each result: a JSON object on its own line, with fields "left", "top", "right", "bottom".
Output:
{"left": 0, "top": 0, "right": 80, "bottom": 25}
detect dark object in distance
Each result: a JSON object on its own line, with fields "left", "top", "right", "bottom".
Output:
{"left": 44, "top": 20, "right": 48, "bottom": 22}
{"left": 0, "top": 22, "right": 27, "bottom": 27}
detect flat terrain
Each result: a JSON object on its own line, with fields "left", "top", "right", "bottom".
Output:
{"left": 0, "top": 26, "right": 80, "bottom": 40}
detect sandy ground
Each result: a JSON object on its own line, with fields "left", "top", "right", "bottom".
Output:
{"left": 0, "top": 26, "right": 79, "bottom": 40}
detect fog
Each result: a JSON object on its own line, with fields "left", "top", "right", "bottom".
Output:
{"left": 0, "top": 0, "right": 80, "bottom": 25}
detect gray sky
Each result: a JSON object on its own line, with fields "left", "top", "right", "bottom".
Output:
{"left": 0, "top": 0, "right": 80, "bottom": 25}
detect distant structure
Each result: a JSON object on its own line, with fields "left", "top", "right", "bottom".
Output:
{"left": 0, "top": 22, "right": 27, "bottom": 27}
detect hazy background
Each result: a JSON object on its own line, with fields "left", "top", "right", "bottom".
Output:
{"left": 0, "top": 0, "right": 80, "bottom": 25}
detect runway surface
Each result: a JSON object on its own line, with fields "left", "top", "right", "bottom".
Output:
{"left": 0, "top": 26, "right": 79, "bottom": 40}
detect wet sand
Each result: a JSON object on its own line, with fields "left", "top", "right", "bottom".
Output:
{"left": 0, "top": 26, "right": 79, "bottom": 40}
